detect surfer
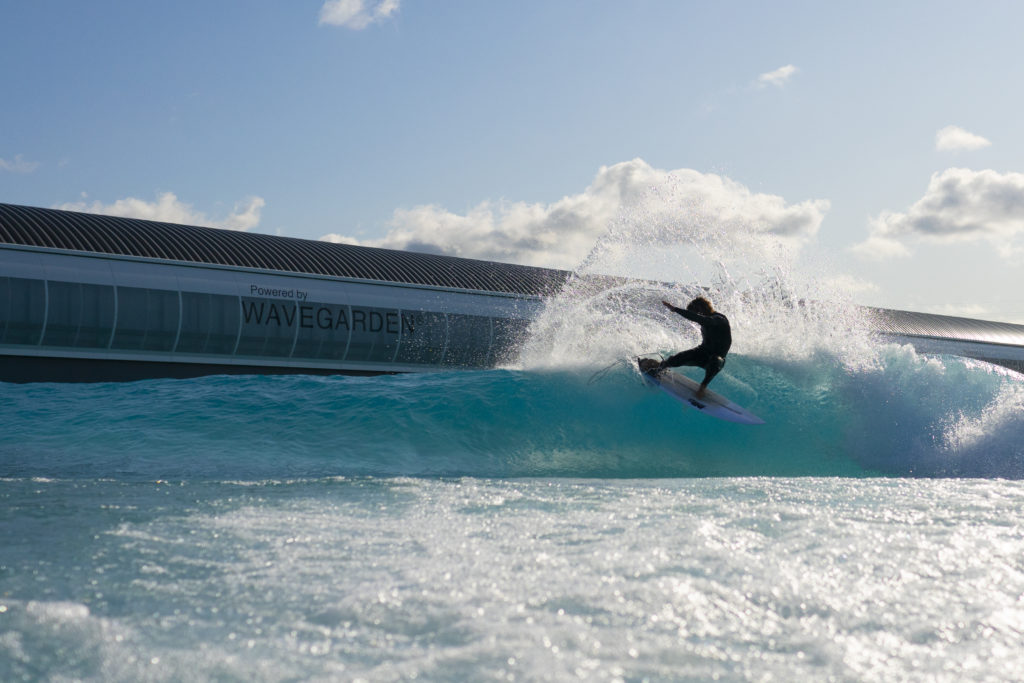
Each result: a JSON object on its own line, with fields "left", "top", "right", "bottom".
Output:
{"left": 647, "top": 297, "right": 731, "bottom": 398}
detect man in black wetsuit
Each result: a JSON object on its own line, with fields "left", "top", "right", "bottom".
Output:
{"left": 643, "top": 296, "right": 731, "bottom": 398}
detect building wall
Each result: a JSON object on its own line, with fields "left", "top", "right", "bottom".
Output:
{"left": 4, "top": 242, "right": 1024, "bottom": 383}
{"left": 0, "top": 245, "right": 540, "bottom": 382}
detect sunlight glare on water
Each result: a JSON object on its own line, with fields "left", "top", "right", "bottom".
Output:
{"left": 2, "top": 477, "right": 1024, "bottom": 681}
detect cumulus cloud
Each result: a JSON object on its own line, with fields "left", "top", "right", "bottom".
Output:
{"left": 853, "top": 168, "right": 1024, "bottom": 260}
{"left": 756, "top": 64, "right": 797, "bottom": 88}
{"left": 319, "top": 0, "right": 399, "bottom": 29}
{"left": 55, "top": 192, "right": 265, "bottom": 232}
{"left": 0, "top": 154, "right": 40, "bottom": 173}
{"left": 936, "top": 125, "right": 991, "bottom": 152}
{"left": 322, "top": 159, "right": 830, "bottom": 270}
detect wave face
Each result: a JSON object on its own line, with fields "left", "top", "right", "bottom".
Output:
{"left": 2, "top": 350, "right": 1023, "bottom": 479}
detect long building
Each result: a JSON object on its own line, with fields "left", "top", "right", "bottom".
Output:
{"left": 2, "top": 202, "right": 1023, "bottom": 382}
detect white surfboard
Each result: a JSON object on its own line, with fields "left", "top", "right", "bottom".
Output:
{"left": 638, "top": 359, "right": 765, "bottom": 425}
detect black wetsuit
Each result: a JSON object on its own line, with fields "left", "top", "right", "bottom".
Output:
{"left": 662, "top": 306, "right": 732, "bottom": 387}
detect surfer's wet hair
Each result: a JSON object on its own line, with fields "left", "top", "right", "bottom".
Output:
{"left": 687, "top": 297, "right": 714, "bottom": 315}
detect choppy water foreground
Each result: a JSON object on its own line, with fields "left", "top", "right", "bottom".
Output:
{"left": 3, "top": 345, "right": 1024, "bottom": 681}
{"left": 2, "top": 476, "right": 1023, "bottom": 681}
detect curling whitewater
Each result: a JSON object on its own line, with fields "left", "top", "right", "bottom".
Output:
{"left": 3, "top": 346, "right": 1024, "bottom": 480}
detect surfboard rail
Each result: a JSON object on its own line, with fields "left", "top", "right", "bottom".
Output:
{"left": 638, "top": 357, "right": 765, "bottom": 425}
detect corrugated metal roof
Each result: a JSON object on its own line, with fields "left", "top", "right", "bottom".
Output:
{"left": 0, "top": 203, "right": 570, "bottom": 297}
{"left": 866, "top": 307, "right": 1024, "bottom": 347}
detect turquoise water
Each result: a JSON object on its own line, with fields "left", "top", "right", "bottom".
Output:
{"left": 5, "top": 204, "right": 1024, "bottom": 680}
{"left": 3, "top": 351, "right": 1024, "bottom": 681}
{"left": 4, "top": 350, "right": 1023, "bottom": 481}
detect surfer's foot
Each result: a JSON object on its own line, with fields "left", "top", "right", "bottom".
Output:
{"left": 639, "top": 358, "right": 664, "bottom": 375}
{"left": 696, "top": 386, "right": 707, "bottom": 398}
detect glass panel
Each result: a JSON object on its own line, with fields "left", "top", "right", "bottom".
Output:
{"left": 236, "top": 297, "right": 297, "bottom": 357}
{"left": 0, "top": 277, "right": 6, "bottom": 342}
{"left": 177, "top": 292, "right": 211, "bottom": 353}
{"left": 77, "top": 284, "right": 116, "bottom": 348}
{"left": 111, "top": 287, "right": 147, "bottom": 349}
{"left": 0, "top": 277, "right": 46, "bottom": 345}
{"left": 111, "top": 287, "right": 179, "bottom": 351}
{"left": 444, "top": 314, "right": 492, "bottom": 367}
{"left": 206, "top": 293, "right": 240, "bottom": 355}
{"left": 178, "top": 292, "right": 240, "bottom": 355}
{"left": 291, "top": 301, "right": 352, "bottom": 361}
{"left": 345, "top": 306, "right": 402, "bottom": 363}
{"left": 41, "top": 281, "right": 80, "bottom": 347}
{"left": 394, "top": 310, "right": 446, "bottom": 365}
{"left": 42, "top": 281, "right": 115, "bottom": 348}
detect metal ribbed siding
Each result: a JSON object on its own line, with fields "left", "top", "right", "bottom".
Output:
{"left": 867, "top": 307, "right": 1024, "bottom": 347}
{"left": 0, "top": 203, "right": 570, "bottom": 296}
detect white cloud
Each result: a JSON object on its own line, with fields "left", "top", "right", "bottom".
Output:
{"left": 822, "top": 273, "right": 880, "bottom": 297}
{"left": 319, "top": 0, "right": 399, "bottom": 29}
{"left": 756, "top": 64, "right": 797, "bottom": 88}
{"left": 322, "top": 159, "right": 830, "bottom": 270}
{"left": 918, "top": 302, "right": 993, "bottom": 319}
{"left": 936, "top": 125, "right": 991, "bottom": 152}
{"left": 55, "top": 192, "right": 265, "bottom": 232}
{"left": 0, "top": 154, "right": 40, "bottom": 173}
{"left": 849, "top": 232, "right": 911, "bottom": 260}
{"left": 854, "top": 168, "right": 1024, "bottom": 260}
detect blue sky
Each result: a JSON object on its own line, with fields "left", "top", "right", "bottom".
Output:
{"left": 4, "top": 1, "right": 1024, "bottom": 321}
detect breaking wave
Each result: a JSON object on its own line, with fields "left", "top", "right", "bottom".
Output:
{"left": 2, "top": 349, "right": 1023, "bottom": 480}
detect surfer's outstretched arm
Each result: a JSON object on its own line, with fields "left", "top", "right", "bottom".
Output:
{"left": 663, "top": 300, "right": 708, "bottom": 325}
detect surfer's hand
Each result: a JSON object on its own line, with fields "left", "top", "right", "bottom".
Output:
{"left": 661, "top": 300, "right": 674, "bottom": 309}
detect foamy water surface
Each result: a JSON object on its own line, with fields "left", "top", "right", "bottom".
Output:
{"left": 2, "top": 474, "right": 1024, "bottom": 681}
